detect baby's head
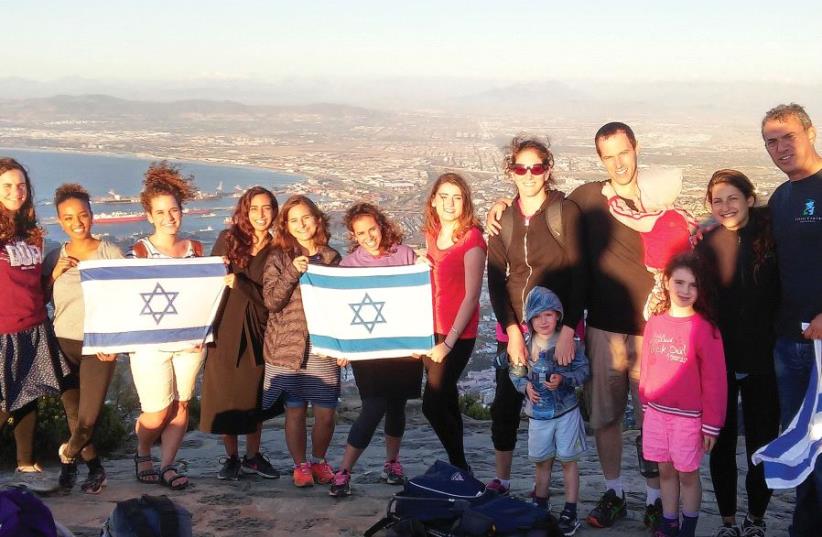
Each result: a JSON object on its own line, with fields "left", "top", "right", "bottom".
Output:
{"left": 525, "top": 286, "right": 564, "bottom": 337}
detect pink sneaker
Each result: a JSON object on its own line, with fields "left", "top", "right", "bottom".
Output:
{"left": 381, "top": 460, "right": 404, "bottom": 485}
{"left": 485, "top": 478, "right": 510, "bottom": 495}
{"left": 310, "top": 460, "right": 335, "bottom": 484}
{"left": 329, "top": 470, "right": 351, "bottom": 497}
{"left": 292, "top": 463, "right": 314, "bottom": 487}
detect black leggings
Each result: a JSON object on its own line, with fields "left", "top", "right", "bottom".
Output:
{"left": 0, "top": 400, "right": 38, "bottom": 467}
{"left": 58, "top": 339, "right": 116, "bottom": 460}
{"left": 422, "top": 336, "right": 474, "bottom": 470}
{"left": 347, "top": 397, "right": 408, "bottom": 450}
{"left": 490, "top": 341, "right": 525, "bottom": 451}
{"left": 709, "top": 372, "right": 780, "bottom": 518}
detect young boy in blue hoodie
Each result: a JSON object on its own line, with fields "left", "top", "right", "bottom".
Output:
{"left": 509, "top": 286, "right": 590, "bottom": 537}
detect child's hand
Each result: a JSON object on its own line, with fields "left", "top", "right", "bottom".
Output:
{"left": 546, "top": 374, "right": 563, "bottom": 391}
{"left": 703, "top": 435, "right": 717, "bottom": 453}
{"left": 525, "top": 382, "right": 541, "bottom": 404}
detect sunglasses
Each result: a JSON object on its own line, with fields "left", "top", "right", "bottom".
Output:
{"left": 511, "top": 163, "right": 548, "bottom": 176}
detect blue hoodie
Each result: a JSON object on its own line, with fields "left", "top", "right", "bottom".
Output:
{"left": 509, "top": 286, "right": 590, "bottom": 420}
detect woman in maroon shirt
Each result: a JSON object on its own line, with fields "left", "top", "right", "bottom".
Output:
{"left": 421, "top": 172, "right": 486, "bottom": 470}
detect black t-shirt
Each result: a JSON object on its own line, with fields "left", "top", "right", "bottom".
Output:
{"left": 768, "top": 169, "right": 822, "bottom": 339}
{"left": 569, "top": 181, "right": 653, "bottom": 335}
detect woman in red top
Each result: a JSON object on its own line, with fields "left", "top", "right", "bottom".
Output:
{"left": 421, "top": 172, "right": 486, "bottom": 470}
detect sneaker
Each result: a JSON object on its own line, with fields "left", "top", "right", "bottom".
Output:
{"left": 80, "top": 465, "right": 107, "bottom": 494}
{"left": 485, "top": 478, "right": 510, "bottom": 495}
{"left": 381, "top": 460, "right": 404, "bottom": 485}
{"left": 329, "top": 470, "right": 352, "bottom": 497}
{"left": 310, "top": 460, "right": 335, "bottom": 484}
{"left": 241, "top": 453, "right": 280, "bottom": 479}
{"left": 293, "top": 462, "right": 314, "bottom": 487}
{"left": 217, "top": 455, "right": 242, "bottom": 481}
{"left": 644, "top": 498, "right": 664, "bottom": 530}
{"left": 586, "top": 489, "right": 627, "bottom": 528}
{"left": 558, "top": 510, "right": 581, "bottom": 537}
{"left": 740, "top": 517, "right": 766, "bottom": 537}
{"left": 714, "top": 524, "right": 742, "bottom": 537}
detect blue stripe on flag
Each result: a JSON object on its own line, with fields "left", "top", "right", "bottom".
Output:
{"left": 758, "top": 364, "right": 819, "bottom": 457}
{"left": 311, "top": 334, "right": 433, "bottom": 353}
{"left": 81, "top": 264, "right": 225, "bottom": 282}
{"left": 764, "top": 438, "right": 822, "bottom": 481}
{"left": 85, "top": 326, "right": 210, "bottom": 346}
{"left": 301, "top": 271, "right": 429, "bottom": 290}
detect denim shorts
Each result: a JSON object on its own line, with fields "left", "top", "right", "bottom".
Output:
{"left": 528, "top": 408, "right": 587, "bottom": 462}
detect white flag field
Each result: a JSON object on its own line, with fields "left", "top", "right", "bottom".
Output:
{"left": 752, "top": 324, "right": 822, "bottom": 489}
{"left": 299, "top": 264, "right": 435, "bottom": 360}
{"left": 79, "top": 257, "right": 227, "bottom": 354}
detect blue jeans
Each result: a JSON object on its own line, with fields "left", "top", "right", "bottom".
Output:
{"left": 774, "top": 337, "right": 822, "bottom": 536}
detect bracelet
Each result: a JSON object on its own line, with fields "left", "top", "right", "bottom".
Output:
{"left": 443, "top": 340, "right": 453, "bottom": 350}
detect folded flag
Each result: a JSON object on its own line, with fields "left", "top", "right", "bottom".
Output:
{"left": 79, "top": 257, "right": 227, "bottom": 354}
{"left": 299, "top": 263, "right": 435, "bottom": 360}
{"left": 752, "top": 324, "right": 822, "bottom": 489}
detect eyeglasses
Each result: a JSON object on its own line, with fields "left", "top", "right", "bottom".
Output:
{"left": 511, "top": 163, "right": 548, "bottom": 176}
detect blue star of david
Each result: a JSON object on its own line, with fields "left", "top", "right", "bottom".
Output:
{"left": 349, "top": 292, "right": 386, "bottom": 334}
{"left": 140, "top": 282, "right": 179, "bottom": 325}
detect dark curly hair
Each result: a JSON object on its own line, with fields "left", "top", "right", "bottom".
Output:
{"left": 54, "top": 183, "right": 91, "bottom": 213}
{"left": 225, "top": 186, "right": 278, "bottom": 269}
{"left": 651, "top": 252, "right": 718, "bottom": 329}
{"left": 0, "top": 158, "right": 43, "bottom": 245}
{"left": 343, "top": 202, "right": 404, "bottom": 254}
{"left": 503, "top": 134, "right": 556, "bottom": 190}
{"left": 139, "top": 161, "right": 197, "bottom": 212}
{"left": 273, "top": 195, "right": 331, "bottom": 257}
{"left": 423, "top": 173, "right": 482, "bottom": 244}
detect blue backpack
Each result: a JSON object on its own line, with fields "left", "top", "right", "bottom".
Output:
{"left": 101, "top": 495, "right": 192, "bottom": 537}
{"left": 0, "top": 487, "right": 58, "bottom": 537}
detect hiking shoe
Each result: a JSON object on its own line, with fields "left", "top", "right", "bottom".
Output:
{"left": 644, "top": 498, "right": 664, "bottom": 530}
{"left": 217, "top": 455, "right": 241, "bottom": 481}
{"left": 58, "top": 461, "right": 78, "bottom": 490}
{"left": 485, "top": 478, "right": 510, "bottom": 495}
{"left": 293, "top": 463, "right": 314, "bottom": 487}
{"left": 310, "top": 460, "right": 335, "bottom": 484}
{"left": 80, "top": 464, "right": 107, "bottom": 494}
{"left": 741, "top": 517, "right": 766, "bottom": 537}
{"left": 329, "top": 470, "right": 352, "bottom": 497}
{"left": 241, "top": 453, "right": 280, "bottom": 479}
{"left": 586, "top": 489, "right": 627, "bottom": 528}
{"left": 381, "top": 460, "right": 404, "bottom": 485}
{"left": 714, "top": 524, "right": 742, "bottom": 537}
{"left": 558, "top": 510, "right": 581, "bottom": 537}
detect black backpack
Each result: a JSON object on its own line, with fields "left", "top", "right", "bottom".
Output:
{"left": 100, "top": 495, "right": 192, "bottom": 537}
{"left": 499, "top": 190, "right": 565, "bottom": 252}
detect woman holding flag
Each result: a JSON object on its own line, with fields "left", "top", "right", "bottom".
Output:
{"left": 261, "top": 195, "right": 341, "bottom": 488}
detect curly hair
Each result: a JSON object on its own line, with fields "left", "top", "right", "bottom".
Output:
{"left": 502, "top": 134, "right": 556, "bottom": 189}
{"left": 343, "top": 202, "right": 404, "bottom": 254}
{"left": 0, "top": 158, "right": 43, "bottom": 245}
{"left": 705, "top": 169, "right": 774, "bottom": 282}
{"left": 139, "top": 161, "right": 197, "bottom": 212}
{"left": 225, "top": 186, "right": 278, "bottom": 269}
{"left": 651, "top": 252, "right": 718, "bottom": 329}
{"left": 423, "top": 172, "right": 481, "bottom": 243}
{"left": 273, "top": 195, "right": 331, "bottom": 257}
{"left": 54, "top": 183, "right": 91, "bottom": 212}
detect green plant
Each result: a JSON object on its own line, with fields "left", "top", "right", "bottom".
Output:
{"left": 459, "top": 393, "right": 492, "bottom": 421}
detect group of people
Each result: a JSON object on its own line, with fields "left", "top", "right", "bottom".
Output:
{"left": 0, "top": 102, "right": 820, "bottom": 537}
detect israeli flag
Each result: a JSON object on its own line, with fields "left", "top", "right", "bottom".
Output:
{"left": 300, "top": 264, "right": 435, "bottom": 360}
{"left": 79, "top": 257, "right": 227, "bottom": 354}
{"left": 752, "top": 324, "right": 822, "bottom": 489}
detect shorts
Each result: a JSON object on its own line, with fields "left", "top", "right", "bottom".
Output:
{"left": 642, "top": 405, "right": 704, "bottom": 473}
{"left": 528, "top": 408, "right": 588, "bottom": 462}
{"left": 262, "top": 353, "right": 340, "bottom": 410}
{"left": 129, "top": 349, "right": 205, "bottom": 413}
{"left": 584, "top": 326, "right": 643, "bottom": 430}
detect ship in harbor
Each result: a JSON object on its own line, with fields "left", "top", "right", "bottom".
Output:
{"left": 93, "top": 208, "right": 214, "bottom": 224}
{"left": 93, "top": 190, "right": 141, "bottom": 205}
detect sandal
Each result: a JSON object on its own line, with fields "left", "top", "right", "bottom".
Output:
{"left": 133, "top": 453, "right": 159, "bottom": 484}
{"left": 160, "top": 465, "right": 189, "bottom": 490}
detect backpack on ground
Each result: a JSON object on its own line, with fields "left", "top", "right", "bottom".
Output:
{"left": 101, "top": 494, "right": 192, "bottom": 537}
{"left": 0, "top": 487, "right": 58, "bottom": 537}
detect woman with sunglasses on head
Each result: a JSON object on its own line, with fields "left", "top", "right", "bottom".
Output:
{"left": 421, "top": 173, "right": 486, "bottom": 471}
{"left": 200, "top": 186, "right": 280, "bottom": 481}
{"left": 485, "top": 136, "right": 585, "bottom": 510}
{"left": 127, "top": 161, "right": 204, "bottom": 491}
{"left": 0, "top": 158, "right": 69, "bottom": 476}
{"left": 329, "top": 202, "right": 421, "bottom": 497}
{"left": 43, "top": 183, "right": 123, "bottom": 494}
{"left": 261, "top": 195, "right": 341, "bottom": 488}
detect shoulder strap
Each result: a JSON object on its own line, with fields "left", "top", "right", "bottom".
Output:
{"left": 544, "top": 190, "right": 565, "bottom": 248}
{"left": 131, "top": 241, "right": 149, "bottom": 259}
{"left": 499, "top": 207, "right": 514, "bottom": 253}
{"left": 140, "top": 495, "right": 180, "bottom": 537}
{"left": 190, "top": 240, "right": 204, "bottom": 258}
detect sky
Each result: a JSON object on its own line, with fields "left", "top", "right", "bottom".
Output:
{"left": 4, "top": 0, "right": 822, "bottom": 84}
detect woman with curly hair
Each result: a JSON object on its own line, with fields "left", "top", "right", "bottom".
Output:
{"left": 200, "top": 186, "right": 281, "bottom": 481}
{"left": 261, "top": 195, "right": 341, "bottom": 488}
{"left": 329, "top": 202, "right": 421, "bottom": 497}
{"left": 421, "top": 173, "right": 486, "bottom": 471}
{"left": 0, "top": 157, "right": 69, "bottom": 475}
{"left": 43, "top": 183, "right": 123, "bottom": 494}
{"left": 126, "top": 161, "right": 203, "bottom": 490}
